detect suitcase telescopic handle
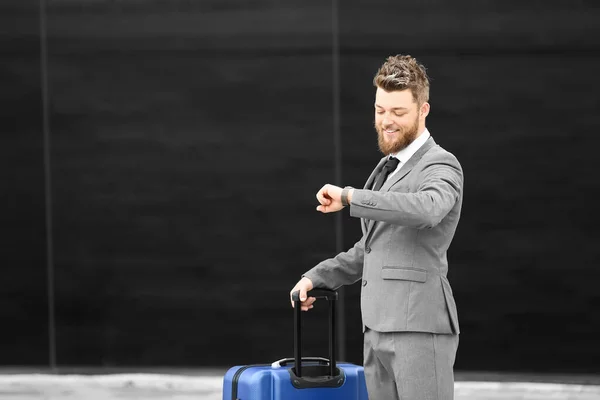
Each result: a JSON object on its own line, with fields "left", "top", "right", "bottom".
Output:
{"left": 291, "top": 289, "right": 338, "bottom": 302}
{"left": 291, "top": 288, "right": 337, "bottom": 378}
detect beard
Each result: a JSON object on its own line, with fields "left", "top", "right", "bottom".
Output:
{"left": 375, "top": 115, "right": 420, "bottom": 156}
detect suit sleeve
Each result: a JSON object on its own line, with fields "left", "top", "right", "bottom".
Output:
{"left": 302, "top": 236, "right": 365, "bottom": 290}
{"left": 349, "top": 153, "right": 463, "bottom": 229}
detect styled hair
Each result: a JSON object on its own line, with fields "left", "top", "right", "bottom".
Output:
{"left": 373, "top": 54, "right": 430, "bottom": 106}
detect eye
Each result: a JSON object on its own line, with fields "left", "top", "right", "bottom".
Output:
{"left": 375, "top": 109, "right": 384, "bottom": 114}
{"left": 394, "top": 112, "right": 406, "bottom": 117}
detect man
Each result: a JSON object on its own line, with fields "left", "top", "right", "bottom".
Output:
{"left": 290, "top": 54, "right": 463, "bottom": 400}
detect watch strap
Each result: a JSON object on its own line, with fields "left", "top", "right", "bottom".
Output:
{"left": 341, "top": 186, "right": 353, "bottom": 207}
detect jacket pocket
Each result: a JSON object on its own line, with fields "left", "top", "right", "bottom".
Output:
{"left": 381, "top": 267, "right": 427, "bottom": 282}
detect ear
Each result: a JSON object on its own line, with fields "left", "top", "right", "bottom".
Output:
{"left": 420, "top": 102, "right": 430, "bottom": 119}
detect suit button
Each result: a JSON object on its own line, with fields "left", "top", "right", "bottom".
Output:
{"left": 363, "top": 280, "right": 367, "bottom": 287}
{"left": 365, "top": 247, "right": 371, "bottom": 254}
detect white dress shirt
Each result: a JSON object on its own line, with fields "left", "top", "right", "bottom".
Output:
{"left": 386, "top": 128, "right": 431, "bottom": 181}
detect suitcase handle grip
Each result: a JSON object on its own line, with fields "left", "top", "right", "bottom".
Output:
{"left": 291, "top": 289, "right": 338, "bottom": 302}
{"left": 271, "top": 357, "right": 330, "bottom": 368}
{"left": 292, "top": 288, "right": 338, "bottom": 378}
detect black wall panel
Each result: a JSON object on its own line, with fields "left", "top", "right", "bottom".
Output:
{"left": 0, "top": 1, "right": 49, "bottom": 365}
{"left": 46, "top": 1, "right": 335, "bottom": 366}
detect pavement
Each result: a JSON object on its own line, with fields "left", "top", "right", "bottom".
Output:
{"left": 0, "top": 369, "right": 599, "bottom": 400}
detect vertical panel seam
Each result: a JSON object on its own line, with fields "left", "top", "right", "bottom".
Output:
{"left": 331, "top": 0, "right": 346, "bottom": 361}
{"left": 39, "top": 0, "right": 56, "bottom": 371}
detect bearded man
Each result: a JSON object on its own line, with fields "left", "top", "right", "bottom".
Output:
{"left": 290, "top": 54, "right": 464, "bottom": 400}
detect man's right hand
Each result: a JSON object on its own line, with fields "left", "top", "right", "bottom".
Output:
{"left": 290, "top": 277, "right": 315, "bottom": 311}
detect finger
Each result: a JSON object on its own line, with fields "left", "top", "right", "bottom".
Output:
{"left": 300, "top": 297, "right": 316, "bottom": 310}
{"left": 299, "top": 288, "right": 307, "bottom": 302}
{"left": 322, "top": 186, "right": 332, "bottom": 204}
{"left": 303, "top": 297, "right": 316, "bottom": 306}
{"left": 316, "top": 205, "right": 331, "bottom": 213}
{"left": 290, "top": 289, "right": 299, "bottom": 308}
{"left": 316, "top": 189, "right": 331, "bottom": 206}
{"left": 316, "top": 188, "right": 325, "bottom": 204}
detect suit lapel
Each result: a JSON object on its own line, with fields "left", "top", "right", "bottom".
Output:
{"left": 381, "top": 137, "right": 436, "bottom": 192}
{"left": 363, "top": 137, "right": 437, "bottom": 240}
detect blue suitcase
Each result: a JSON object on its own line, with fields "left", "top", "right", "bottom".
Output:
{"left": 222, "top": 289, "right": 369, "bottom": 400}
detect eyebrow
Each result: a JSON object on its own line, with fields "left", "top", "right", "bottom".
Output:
{"left": 374, "top": 104, "right": 408, "bottom": 110}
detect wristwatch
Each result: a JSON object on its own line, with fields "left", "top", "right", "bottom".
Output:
{"left": 341, "top": 186, "right": 353, "bottom": 207}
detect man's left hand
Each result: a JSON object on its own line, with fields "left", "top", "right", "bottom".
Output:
{"left": 316, "top": 184, "right": 348, "bottom": 213}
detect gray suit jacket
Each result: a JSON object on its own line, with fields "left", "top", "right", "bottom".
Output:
{"left": 304, "top": 137, "right": 463, "bottom": 334}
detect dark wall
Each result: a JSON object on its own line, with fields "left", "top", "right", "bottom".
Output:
{"left": 1, "top": 0, "right": 49, "bottom": 365}
{"left": 1, "top": 0, "right": 599, "bottom": 373}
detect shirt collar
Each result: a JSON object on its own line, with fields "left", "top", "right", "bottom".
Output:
{"left": 390, "top": 128, "right": 431, "bottom": 164}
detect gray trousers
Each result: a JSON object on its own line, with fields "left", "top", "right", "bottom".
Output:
{"left": 364, "top": 327, "right": 459, "bottom": 400}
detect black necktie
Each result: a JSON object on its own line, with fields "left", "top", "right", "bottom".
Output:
{"left": 372, "top": 157, "right": 400, "bottom": 191}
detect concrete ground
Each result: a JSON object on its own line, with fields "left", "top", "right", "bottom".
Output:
{"left": 0, "top": 369, "right": 599, "bottom": 400}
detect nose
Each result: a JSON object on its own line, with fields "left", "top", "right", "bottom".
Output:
{"left": 382, "top": 115, "right": 393, "bottom": 127}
